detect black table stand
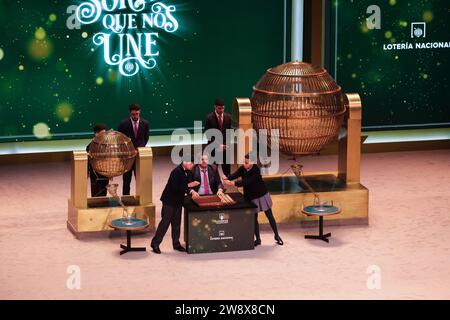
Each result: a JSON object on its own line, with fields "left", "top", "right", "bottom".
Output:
{"left": 120, "top": 230, "right": 146, "bottom": 255}
{"left": 305, "top": 216, "right": 331, "bottom": 243}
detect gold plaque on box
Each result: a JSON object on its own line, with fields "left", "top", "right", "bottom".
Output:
{"left": 192, "top": 194, "right": 236, "bottom": 207}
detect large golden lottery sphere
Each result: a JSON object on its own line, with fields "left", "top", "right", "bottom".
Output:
{"left": 88, "top": 130, "right": 137, "bottom": 178}
{"left": 251, "top": 61, "right": 347, "bottom": 156}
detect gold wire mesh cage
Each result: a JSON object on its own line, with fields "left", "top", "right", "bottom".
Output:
{"left": 88, "top": 130, "right": 137, "bottom": 178}
{"left": 251, "top": 61, "right": 347, "bottom": 156}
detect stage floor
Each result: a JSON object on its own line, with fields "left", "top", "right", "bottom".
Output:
{"left": 0, "top": 150, "right": 449, "bottom": 299}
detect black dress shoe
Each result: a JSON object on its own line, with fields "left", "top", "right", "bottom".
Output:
{"left": 151, "top": 244, "right": 161, "bottom": 254}
{"left": 275, "top": 236, "right": 284, "bottom": 246}
{"left": 254, "top": 239, "right": 261, "bottom": 247}
{"left": 173, "top": 245, "right": 186, "bottom": 252}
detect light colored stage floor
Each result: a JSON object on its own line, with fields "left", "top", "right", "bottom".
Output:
{"left": 0, "top": 149, "right": 449, "bottom": 300}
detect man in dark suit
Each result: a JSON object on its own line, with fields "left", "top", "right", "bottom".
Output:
{"left": 117, "top": 104, "right": 149, "bottom": 195}
{"left": 190, "top": 154, "right": 224, "bottom": 198}
{"left": 204, "top": 98, "right": 232, "bottom": 176}
{"left": 150, "top": 160, "right": 200, "bottom": 254}
{"left": 86, "top": 123, "right": 109, "bottom": 197}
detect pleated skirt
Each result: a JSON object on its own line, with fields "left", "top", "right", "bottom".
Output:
{"left": 251, "top": 193, "right": 273, "bottom": 213}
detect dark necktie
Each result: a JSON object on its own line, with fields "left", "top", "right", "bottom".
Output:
{"left": 202, "top": 169, "right": 210, "bottom": 195}
{"left": 133, "top": 121, "right": 138, "bottom": 138}
{"left": 218, "top": 114, "right": 223, "bottom": 130}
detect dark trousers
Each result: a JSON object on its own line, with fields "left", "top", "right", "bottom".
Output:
{"left": 254, "top": 208, "right": 280, "bottom": 240}
{"left": 151, "top": 204, "right": 182, "bottom": 248}
{"left": 122, "top": 162, "right": 136, "bottom": 195}
{"left": 90, "top": 174, "right": 109, "bottom": 197}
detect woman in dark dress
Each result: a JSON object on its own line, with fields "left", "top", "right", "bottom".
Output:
{"left": 223, "top": 154, "right": 283, "bottom": 246}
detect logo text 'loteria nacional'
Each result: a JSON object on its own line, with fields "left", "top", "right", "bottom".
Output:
{"left": 75, "top": 0, "right": 179, "bottom": 77}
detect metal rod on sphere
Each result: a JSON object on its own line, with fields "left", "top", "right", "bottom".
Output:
{"left": 291, "top": 0, "right": 304, "bottom": 61}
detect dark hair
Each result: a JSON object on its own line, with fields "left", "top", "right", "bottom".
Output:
{"left": 93, "top": 123, "right": 107, "bottom": 133}
{"left": 181, "top": 155, "right": 195, "bottom": 164}
{"left": 214, "top": 98, "right": 225, "bottom": 107}
{"left": 129, "top": 104, "right": 141, "bottom": 112}
{"left": 244, "top": 152, "right": 257, "bottom": 160}
{"left": 179, "top": 149, "right": 195, "bottom": 163}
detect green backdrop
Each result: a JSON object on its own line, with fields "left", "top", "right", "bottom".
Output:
{"left": 2, "top": 0, "right": 449, "bottom": 144}
{"left": 331, "top": 0, "right": 450, "bottom": 129}
{"left": 0, "top": 0, "right": 285, "bottom": 142}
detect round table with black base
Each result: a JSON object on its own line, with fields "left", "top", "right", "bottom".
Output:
{"left": 302, "top": 205, "right": 341, "bottom": 243}
{"left": 109, "top": 218, "right": 148, "bottom": 255}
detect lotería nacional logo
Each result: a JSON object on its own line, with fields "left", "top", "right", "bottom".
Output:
{"left": 69, "top": 0, "right": 179, "bottom": 77}
{"left": 212, "top": 213, "right": 229, "bottom": 225}
{"left": 411, "top": 22, "right": 426, "bottom": 38}
{"left": 382, "top": 21, "right": 450, "bottom": 51}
